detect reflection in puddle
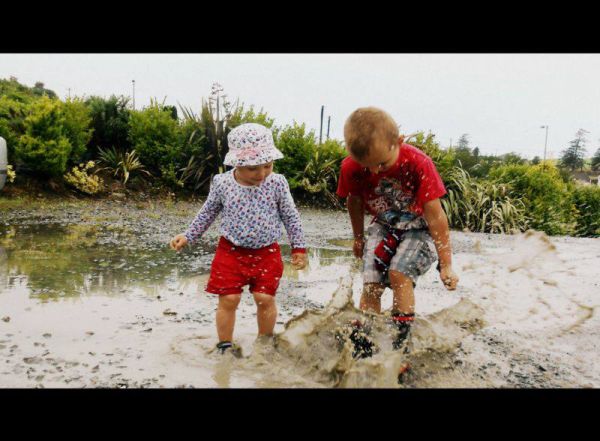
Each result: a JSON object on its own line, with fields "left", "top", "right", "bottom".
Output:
{"left": 0, "top": 222, "right": 354, "bottom": 300}
{"left": 0, "top": 223, "right": 213, "bottom": 299}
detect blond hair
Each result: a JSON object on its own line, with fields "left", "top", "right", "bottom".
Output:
{"left": 343, "top": 107, "right": 399, "bottom": 160}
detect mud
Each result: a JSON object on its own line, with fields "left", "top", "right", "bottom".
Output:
{"left": 1, "top": 199, "right": 599, "bottom": 388}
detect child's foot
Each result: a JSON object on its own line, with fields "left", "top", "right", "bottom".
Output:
{"left": 215, "top": 341, "right": 243, "bottom": 358}
{"left": 390, "top": 312, "right": 414, "bottom": 354}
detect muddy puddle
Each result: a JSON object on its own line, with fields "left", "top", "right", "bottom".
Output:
{"left": 1, "top": 201, "right": 599, "bottom": 388}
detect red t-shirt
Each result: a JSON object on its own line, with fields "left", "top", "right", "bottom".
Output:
{"left": 336, "top": 144, "right": 446, "bottom": 219}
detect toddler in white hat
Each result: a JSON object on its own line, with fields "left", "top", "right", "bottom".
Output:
{"left": 170, "top": 123, "right": 308, "bottom": 355}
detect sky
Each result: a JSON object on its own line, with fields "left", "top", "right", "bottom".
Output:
{"left": 1, "top": 53, "right": 599, "bottom": 159}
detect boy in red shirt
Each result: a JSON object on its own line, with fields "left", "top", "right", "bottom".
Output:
{"left": 337, "top": 107, "right": 459, "bottom": 360}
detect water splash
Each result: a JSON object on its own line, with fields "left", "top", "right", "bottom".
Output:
{"left": 241, "top": 275, "right": 486, "bottom": 388}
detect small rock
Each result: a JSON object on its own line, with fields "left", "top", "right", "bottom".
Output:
{"left": 163, "top": 309, "right": 177, "bottom": 316}
{"left": 1, "top": 317, "right": 10, "bottom": 323}
{"left": 43, "top": 333, "right": 52, "bottom": 338}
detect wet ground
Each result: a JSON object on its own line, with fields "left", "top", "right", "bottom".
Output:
{"left": 0, "top": 199, "right": 599, "bottom": 388}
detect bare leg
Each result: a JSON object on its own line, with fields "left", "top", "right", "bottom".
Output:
{"left": 252, "top": 292, "right": 277, "bottom": 336}
{"left": 359, "top": 283, "right": 385, "bottom": 313}
{"left": 216, "top": 294, "right": 242, "bottom": 342}
{"left": 389, "top": 271, "right": 415, "bottom": 314}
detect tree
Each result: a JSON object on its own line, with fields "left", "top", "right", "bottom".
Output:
{"left": 500, "top": 152, "right": 525, "bottom": 165}
{"left": 560, "top": 129, "right": 589, "bottom": 171}
{"left": 453, "top": 135, "right": 477, "bottom": 171}
{"left": 457, "top": 133, "right": 470, "bottom": 149}
{"left": 592, "top": 146, "right": 600, "bottom": 171}
{"left": 531, "top": 156, "right": 541, "bottom": 165}
{"left": 32, "top": 81, "right": 58, "bottom": 99}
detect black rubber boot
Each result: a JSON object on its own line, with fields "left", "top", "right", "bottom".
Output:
{"left": 216, "top": 341, "right": 242, "bottom": 358}
{"left": 390, "top": 312, "right": 414, "bottom": 353}
{"left": 390, "top": 311, "right": 414, "bottom": 384}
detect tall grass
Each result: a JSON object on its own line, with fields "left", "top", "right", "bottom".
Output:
{"left": 441, "top": 168, "right": 528, "bottom": 234}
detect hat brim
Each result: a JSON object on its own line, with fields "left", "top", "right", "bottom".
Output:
{"left": 223, "top": 148, "right": 284, "bottom": 167}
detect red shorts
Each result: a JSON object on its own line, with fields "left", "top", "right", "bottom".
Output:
{"left": 205, "top": 237, "right": 284, "bottom": 296}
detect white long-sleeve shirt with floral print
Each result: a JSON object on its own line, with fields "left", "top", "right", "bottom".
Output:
{"left": 184, "top": 170, "right": 307, "bottom": 252}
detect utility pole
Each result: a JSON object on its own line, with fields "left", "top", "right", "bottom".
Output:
{"left": 132, "top": 80, "right": 136, "bottom": 110}
{"left": 67, "top": 88, "right": 71, "bottom": 99}
{"left": 326, "top": 116, "right": 331, "bottom": 140}
{"left": 319, "top": 105, "right": 324, "bottom": 145}
{"left": 541, "top": 125, "right": 549, "bottom": 170}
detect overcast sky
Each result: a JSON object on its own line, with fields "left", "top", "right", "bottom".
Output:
{"left": 1, "top": 53, "right": 599, "bottom": 159}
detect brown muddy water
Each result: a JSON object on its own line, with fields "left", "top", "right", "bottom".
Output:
{"left": 0, "top": 200, "right": 599, "bottom": 388}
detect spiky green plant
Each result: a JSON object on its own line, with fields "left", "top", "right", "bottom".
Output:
{"left": 301, "top": 149, "right": 341, "bottom": 208}
{"left": 441, "top": 167, "right": 528, "bottom": 234}
{"left": 178, "top": 154, "right": 214, "bottom": 192}
{"left": 97, "top": 147, "right": 151, "bottom": 187}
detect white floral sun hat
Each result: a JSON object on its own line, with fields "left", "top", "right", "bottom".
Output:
{"left": 224, "top": 123, "right": 284, "bottom": 167}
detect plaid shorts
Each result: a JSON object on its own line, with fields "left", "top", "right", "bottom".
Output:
{"left": 363, "top": 222, "right": 437, "bottom": 286}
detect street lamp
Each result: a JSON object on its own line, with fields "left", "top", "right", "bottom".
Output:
{"left": 540, "top": 125, "right": 549, "bottom": 170}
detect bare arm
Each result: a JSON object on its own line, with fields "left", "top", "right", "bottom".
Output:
{"left": 423, "top": 198, "right": 458, "bottom": 290}
{"left": 347, "top": 194, "right": 365, "bottom": 258}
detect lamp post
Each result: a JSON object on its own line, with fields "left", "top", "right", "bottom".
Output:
{"left": 132, "top": 80, "right": 136, "bottom": 110}
{"left": 319, "top": 105, "right": 324, "bottom": 145}
{"left": 541, "top": 125, "right": 549, "bottom": 170}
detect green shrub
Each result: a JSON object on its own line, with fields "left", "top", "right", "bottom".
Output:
{"left": 300, "top": 140, "right": 346, "bottom": 207}
{"left": 0, "top": 96, "right": 28, "bottom": 161}
{"left": 16, "top": 97, "right": 73, "bottom": 177}
{"left": 10, "top": 96, "right": 93, "bottom": 178}
{"left": 64, "top": 161, "right": 104, "bottom": 195}
{"left": 61, "top": 98, "right": 93, "bottom": 164}
{"left": 128, "top": 103, "right": 181, "bottom": 174}
{"left": 409, "top": 132, "right": 455, "bottom": 182}
{"left": 6, "top": 165, "right": 16, "bottom": 183}
{"left": 489, "top": 163, "right": 575, "bottom": 235}
{"left": 0, "top": 78, "right": 55, "bottom": 104}
{"left": 271, "top": 123, "right": 346, "bottom": 206}
{"left": 85, "top": 95, "right": 132, "bottom": 156}
{"left": 273, "top": 122, "right": 318, "bottom": 190}
{"left": 229, "top": 105, "right": 275, "bottom": 129}
{"left": 571, "top": 185, "right": 600, "bottom": 237}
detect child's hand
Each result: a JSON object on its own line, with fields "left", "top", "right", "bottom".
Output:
{"left": 291, "top": 252, "right": 308, "bottom": 270}
{"left": 440, "top": 265, "right": 459, "bottom": 290}
{"left": 353, "top": 238, "right": 365, "bottom": 258}
{"left": 170, "top": 234, "right": 188, "bottom": 252}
